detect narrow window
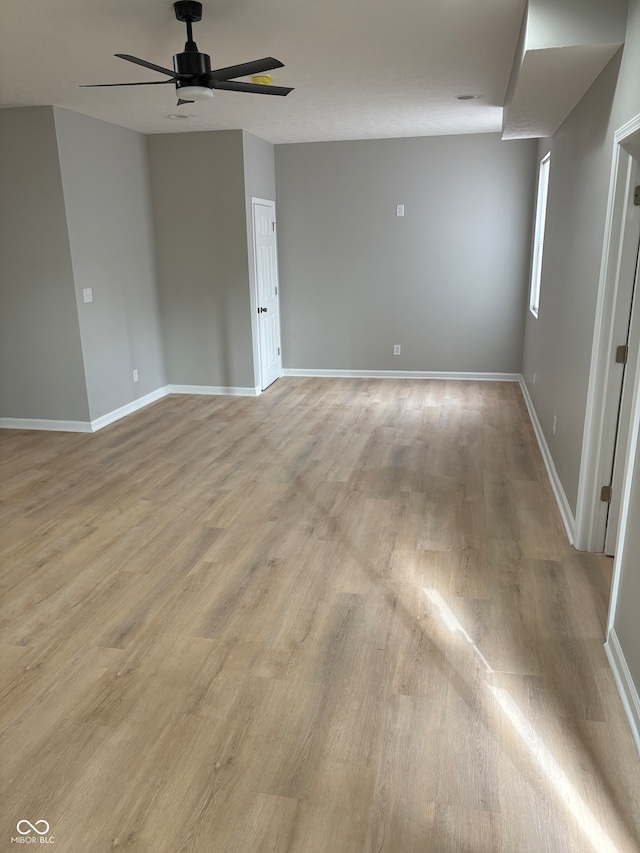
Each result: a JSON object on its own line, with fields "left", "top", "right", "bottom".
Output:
{"left": 530, "top": 152, "right": 551, "bottom": 318}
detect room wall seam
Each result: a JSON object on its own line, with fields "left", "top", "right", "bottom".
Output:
{"left": 51, "top": 107, "right": 92, "bottom": 414}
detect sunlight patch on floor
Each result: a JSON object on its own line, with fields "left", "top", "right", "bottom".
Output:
{"left": 423, "top": 586, "right": 622, "bottom": 853}
{"left": 489, "top": 686, "right": 620, "bottom": 853}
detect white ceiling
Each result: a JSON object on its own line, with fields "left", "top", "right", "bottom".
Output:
{"left": 0, "top": 0, "right": 529, "bottom": 144}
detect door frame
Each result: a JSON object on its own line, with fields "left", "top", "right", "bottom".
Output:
{"left": 250, "top": 197, "right": 283, "bottom": 392}
{"left": 574, "top": 114, "right": 640, "bottom": 551}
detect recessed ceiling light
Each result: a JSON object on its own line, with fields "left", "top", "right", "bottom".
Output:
{"left": 455, "top": 94, "right": 481, "bottom": 101}
{"left": 166, "top": 113, "right": 190, "bottom": 120}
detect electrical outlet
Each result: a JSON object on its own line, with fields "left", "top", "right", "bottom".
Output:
{"left": 393, "top": 344, "right": 401, "bottom": 356}
{"left": 552, "top": 414, "right": 557, "bottom": 435}
{"left": 82, "top": 288, "right": 93, "bottom": 303}
{"left": 396, "top": 205, "right": 405, "bottom": 217}
{"left": 133, "top": 369, "right": 139, "bottom": 382}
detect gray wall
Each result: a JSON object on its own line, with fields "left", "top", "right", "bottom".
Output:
{"left": 54, "top": 109, "right": 165, "bottom": 421}
{"left": 521, "top": 0, "right": 640, "bottom": 731}
{"left": 0, "top": 107, "right": 89, "bottom": 421}
{"left": 529, "top": 0, "right": 628, "bottom": 48}
{"left": 242, "top": 131, "right": 277, "bottom": 388}
{"left": 522, "top": 55, "right": 622, "bottom": 513}
{"left": 147, "top": 130, "right": 255, "bottom": 389}
{"left": 274, "top": 134, "right": 537, "bottom": 373}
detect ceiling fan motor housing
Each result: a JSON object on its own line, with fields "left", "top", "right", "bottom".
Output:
{"left": 173, "top": 50, "right": 212, "bottom": 80}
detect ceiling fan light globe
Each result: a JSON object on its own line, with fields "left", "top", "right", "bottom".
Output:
{"left": 177, "top": 85, "right": 212, "bottom": 100}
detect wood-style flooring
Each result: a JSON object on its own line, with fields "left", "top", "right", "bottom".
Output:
{"left": 0, "top": 378, "right": 639, "bottom": 852}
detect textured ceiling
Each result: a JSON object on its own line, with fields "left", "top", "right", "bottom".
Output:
{"left": 0, "top": 0, "right": 528, "bottom": 143}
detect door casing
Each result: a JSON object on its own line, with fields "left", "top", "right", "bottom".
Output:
{"left": 574, "top": 123, "right": 640, "bottom": 552}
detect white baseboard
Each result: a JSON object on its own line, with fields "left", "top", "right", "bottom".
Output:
{"left": 0, "top": 388, "right": 172, "bottom": 434}
{"left": 90, "top": 386, "right": 171, "bottom": 432}
{"left": 0, "top": 417, "right": 93, "bottom": 433}
{"left": 168, "top": 384, "right": 261, "bottom": 397}
{"left": 0, "top": 384, "right": 264, "bottom": 434}
{"left": 283, "top": 368, "right": 521, "bottom": 382}
{"left": 605, "top": 628, "right": 640, "bottom": 759}
{"left": 518, "top": 377, "right": 576, "bottom": 545}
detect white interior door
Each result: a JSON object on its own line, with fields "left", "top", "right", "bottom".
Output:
{"left": 605, "top": 234, "right": 640, "bottom": 555}
{"left": 252, "top": 198, "right": 282, "bottom": 391}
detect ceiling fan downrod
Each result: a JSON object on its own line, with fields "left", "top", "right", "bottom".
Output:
{"left": 174, "top": 1, "right": 202, "bottom": 51}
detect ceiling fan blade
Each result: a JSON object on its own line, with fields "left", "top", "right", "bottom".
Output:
{"left": 177, "top": 98, "right": 195, "bottom": 105}
{"left": 80, "top": 80, "right": 176, "bottom": 87}
{"left": 208, "top": 57, "right": 284, "bottom": 81}
{"left": 212, "top": 79, "right": 293, "bottom": 96}
{"left": 115, "top": 53, "right": 188, "bottom": 80}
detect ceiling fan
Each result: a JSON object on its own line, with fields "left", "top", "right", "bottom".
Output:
{"left": 81, "top": 0, "right": 294, "bottom": 105}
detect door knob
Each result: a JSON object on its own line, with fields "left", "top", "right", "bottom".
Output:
{"left": 258, "top": 306, "right": 268, "bottom": 313}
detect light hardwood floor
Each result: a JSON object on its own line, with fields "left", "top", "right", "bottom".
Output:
{"left": 1, "top": 378, "right": 639, "bottom": 852}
